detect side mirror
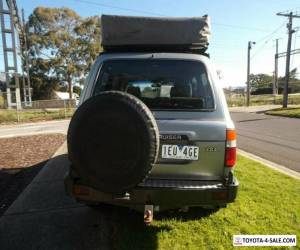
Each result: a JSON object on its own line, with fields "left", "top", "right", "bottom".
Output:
{"left": 216, "top": 69, "right": 224, "bottom": 80}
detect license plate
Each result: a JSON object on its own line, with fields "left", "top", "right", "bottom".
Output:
{"left": 161, "top": 144, "right": 199, "bottom": 160}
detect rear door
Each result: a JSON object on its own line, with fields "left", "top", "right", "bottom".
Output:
{"left": 92, "top": 57, "right": 227, "bottom": 180}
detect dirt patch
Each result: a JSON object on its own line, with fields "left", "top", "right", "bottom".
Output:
{"left": 0, "top": 134, "right": 66, "bottom": 216}
{"left": 0, "top": 134, "right": 66, "bottom": 169}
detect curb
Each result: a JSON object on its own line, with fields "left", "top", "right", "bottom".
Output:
{"left": 2, "top": 140, "right": 68, "bottom": 216}
{"left": 238, "top": 149, "right": 300, "bottom": 180}
{"left": 51, "top": 140, "right": 67, "bottom": 158}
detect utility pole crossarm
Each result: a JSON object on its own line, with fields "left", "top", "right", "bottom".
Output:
{"left": 277, "top": 49, "right": 300, "bottom": 58}
{"left": 276, "top": 12, "right": 300, "bottom": 18}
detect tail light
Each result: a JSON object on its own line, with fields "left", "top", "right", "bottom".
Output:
{"left": 225, "top": 129, "right": 236, "bottom": 167}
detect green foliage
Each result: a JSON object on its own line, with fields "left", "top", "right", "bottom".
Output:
{"left": 249, "top": 73, "right": 273, "bottom": 90}
{"left": 27, "top": 7, "right": 101, "bottom": 100}
{"left": 58, "top": 86, "right": 67, "bottom": 92}
{"left": 73, "top": 86, "right": 82, "bottom": 96}
{"left": 278, "top": 80, "right": 300, "bottom": 93}
{"left": 0, "top": 109, "right": 75, "bottom": 124}
{"left": 250, "top": 71, "right": 300, "bottom": 94}
{"left": 0, "top": 94, "right": 5, "bottom": 108}
{"left": 29, "top": 58, "right": 59, "bottom": 100}
{"left": 266, "top": 107, "right": 300, "bottom": 118}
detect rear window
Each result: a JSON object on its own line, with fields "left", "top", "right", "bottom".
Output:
{"left": 94, "top": 59, "right": 214, "bottom": 110}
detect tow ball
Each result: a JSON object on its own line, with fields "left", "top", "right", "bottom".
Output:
{"left": 144, "top": 205, "right": 154, "bottom": 225}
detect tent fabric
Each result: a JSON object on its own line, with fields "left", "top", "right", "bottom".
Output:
{"left": 101, "top": 15, "right": 210, "bottom": 52}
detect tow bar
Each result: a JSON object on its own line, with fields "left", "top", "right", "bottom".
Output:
{"left": 144, "top": 205, "right": 154, "bottom": 225}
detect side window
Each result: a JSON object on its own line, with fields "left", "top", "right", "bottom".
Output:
{"left": 79, "top": 72, "right": 92, "bottom": 105}
{"left": 80, "top": 58, "right": 102, "bottom": 105}
{"left": 94, "top": 72, "right": 110, "bottom": 93}
{"left": 200, "top": 72, "right": 213, "bottom": 107}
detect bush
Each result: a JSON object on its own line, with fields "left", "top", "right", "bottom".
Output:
{"left": 0, "top": 95, "right": 5, "bottom": 108}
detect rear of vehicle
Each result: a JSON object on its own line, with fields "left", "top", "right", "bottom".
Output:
{"left": 65, "top": 15, "right": 238, "bottom": 215}
{"left": 67, "top": 52, "right": 238, "bottom": 211}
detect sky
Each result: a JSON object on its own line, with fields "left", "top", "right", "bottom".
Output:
{"left": 2, "top": 0, "right": 300, "bottom": 88}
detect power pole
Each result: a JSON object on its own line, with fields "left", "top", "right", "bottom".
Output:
{"left": 277, "top": 11, "right": 300, "bottom": 108}
{"left": 21, "top": 8, "right": 32, "bottom": 106}
{"left": 246, "top": 41, "right": 255, "bottom": 106}
{"left": 274, "top": 39, "right": 279, "bottom": 95}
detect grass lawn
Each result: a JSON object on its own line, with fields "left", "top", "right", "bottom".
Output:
{"left": 113, "top": 155, "right": 300, "bottom": 250}
{"left": 266, "top": 107, "right": 300, "bottom": 119}
{"left": 0, "top": 109, "right": 75, "bottom": 124}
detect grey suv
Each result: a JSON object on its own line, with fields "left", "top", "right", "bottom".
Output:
{"left": 65, "top": 15, "right": 238, "bottom": 222}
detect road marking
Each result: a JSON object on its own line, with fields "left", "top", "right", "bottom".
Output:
{"left": 0, "top": 130, "right": 67, "bottom": 138}
{"left": 0, "top": 119, "right": 69, "bottom": 129}
{"left": 238, "top": 149, "right": 300, "bottom": 180}
{"left": 0, "top": 125, "right": 49, "bottom": 131}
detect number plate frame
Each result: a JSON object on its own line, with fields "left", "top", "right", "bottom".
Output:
{"left": 161, "top": 144, "right": 199, "bottom": 160}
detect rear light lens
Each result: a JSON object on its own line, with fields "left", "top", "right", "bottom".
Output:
{"left": 225, "top": 147, "right": 236, "bottom": 167}
{"left": 225, "top": 129, "right": 236, "bottom": 167}
{"left": 212, "top": 190, "right": 228, "bottom": 200}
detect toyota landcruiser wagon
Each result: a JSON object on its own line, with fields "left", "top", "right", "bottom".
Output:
{"left": 65, "top": 15, "right": 238, "bottom": 222}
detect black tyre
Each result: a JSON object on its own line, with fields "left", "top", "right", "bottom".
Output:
{"left": 67, "top": 91, "right": 159, "bottom": 194}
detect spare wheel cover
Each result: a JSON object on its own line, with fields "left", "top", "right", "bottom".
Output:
{"left": 67, "top": 91, "right": 159, "bottom": 194}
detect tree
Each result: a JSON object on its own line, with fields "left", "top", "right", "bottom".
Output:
{"left": 74, "top": 16, "right": 102, "bottom": 73}
{"left": 278, "top": 68, "right": 300, "bottom": 93}
{"left": 250, "top": 71, "right": 300, "bottom": 95}
{"left": 29, "top": 58, "right": 59, "bottom": 100}
{"left": 73, "top": 86, "right": 82, "bottom": 96}
{"left": 249, "top": 73, "right": 273, "bottom": 90}
{"left": 27, "top": 7, "right": 101, "bottom": 100}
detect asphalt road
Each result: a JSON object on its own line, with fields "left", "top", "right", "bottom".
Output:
{"left": 231, "top": 112, "right": 300, "bottom": 173}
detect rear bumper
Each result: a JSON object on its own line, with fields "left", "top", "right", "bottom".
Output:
{"left": 65, "top": 173, "right": 239, "bottom": 209}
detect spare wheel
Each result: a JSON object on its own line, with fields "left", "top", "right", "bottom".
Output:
{"left": 67, "top": 91, "right": 160, "bottom": 194}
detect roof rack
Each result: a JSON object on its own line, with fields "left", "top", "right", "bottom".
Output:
{"left": 101, "top": 44, "right": 209, "bottom": 56}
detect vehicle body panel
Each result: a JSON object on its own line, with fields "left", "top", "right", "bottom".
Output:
{"left": 151, "top": 119, "right": 226, "bottom": 180}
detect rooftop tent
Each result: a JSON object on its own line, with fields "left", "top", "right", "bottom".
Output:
{"left": 101, "top": 15, "right": 211, "bottom": 53}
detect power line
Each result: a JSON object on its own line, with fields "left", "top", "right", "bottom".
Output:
{"left": 73, "top": 0, "right": 166, "bottom": 17}
{"left": 209, "top": 45, "right": 245, "bottom": 50}
{"left": 250, "top": 39, "right": 273, "bottom": 60}
{"left": 211, "top": 22, "right": 272, "bottom": 32}
{"left": 255, "top": 21, "right": 286, "bottom": 44}
{"left": 72, "top": 0, "right": 275, "bottom": 33}
{"left": 250, "top": 23, "right": 286, "bottom": 60}
{"left": 214, "top": 22, "right": 286, "bottom": 59}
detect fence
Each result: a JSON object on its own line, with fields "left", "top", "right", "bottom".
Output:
{"left": 225, "top": 93, "right": 300, "bottom": 107}
{"left": 1, "top": 91, "right": 300, "bottom": 124}
{"left": 0, "top": 92, "right": 77, "bottom": 123}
